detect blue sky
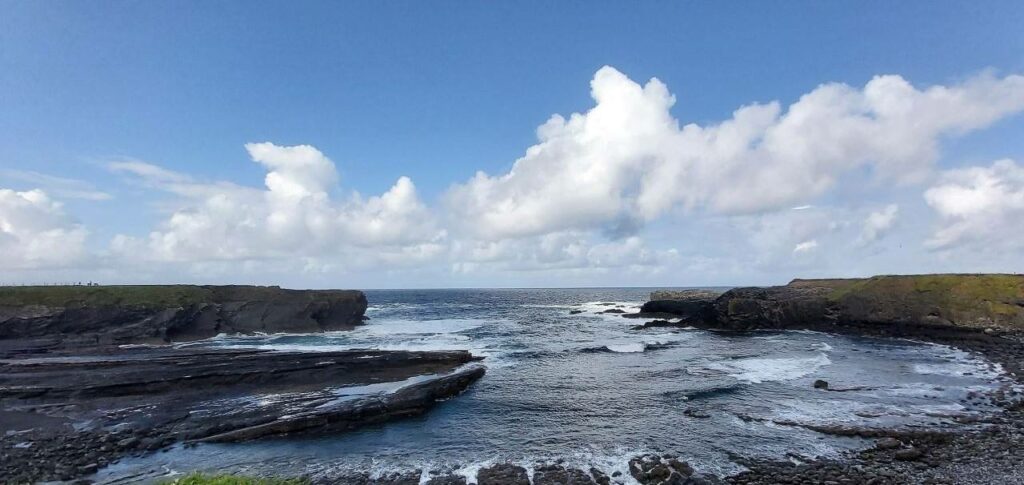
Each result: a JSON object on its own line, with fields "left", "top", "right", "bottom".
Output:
{"left": 1, "top": 2, "right": 1023, "bottom": 288}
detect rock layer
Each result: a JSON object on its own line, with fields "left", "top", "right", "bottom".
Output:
{"left": 640, "top": 274, "right": 1024, "bottom": 338}
{"left": 0, "top": 347, "right": 483, "bottom": 483}
{"left": 0, "top": 285, "right": 368, "bottom": 349}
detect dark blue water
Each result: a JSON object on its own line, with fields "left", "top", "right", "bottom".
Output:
{"left": 97, "top": 288, "right": 1011, "bottom": 483}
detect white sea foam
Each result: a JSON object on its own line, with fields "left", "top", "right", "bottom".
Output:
{"left": 358, "top": 318, "right": 485, "bottom": 336}
{"left": 605, "top": 343, "right": 646, "bottom": 353}
{"left": 710, "top": 353, "right": 832, "bottom": 384}
{"left": 575, "top": 300, "right": 645, "bottom": 315}
{"left": 911, "top": 346, "right": 1004, "bottom": 379}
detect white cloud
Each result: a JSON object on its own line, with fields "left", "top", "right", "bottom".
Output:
{"left": 0, "top": 170, "right": 112, "bottom": 201}
{"left": 446, "top": 67, "right": 1024, "bottom": 241}
{"left": 450, "top": 231, "right": 677, "bottom": 273}
{"left": 108, "top": 159, "right": 193, "bottom": 185}
{"left": 924, "top": 159, "right": 1024, "bottom": 250}
{"left": 0, "top": 188, "right": 88, "bottom": 269}
{"left": 857, "top": 204, "right": 899, "bottom": 246}
{"left": 793, "top": 240, "right": 819, "bottom": 253}
{"left": 111, "top": 143, "right": 444, "bottom": 265}
{"left": 7, "top": 66, "right": 1024, "bottom": 285}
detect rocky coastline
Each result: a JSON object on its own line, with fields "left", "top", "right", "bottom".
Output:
{"left": 626, "top": 274, "right": 1024, "bottom": 485}
{"left": 0, "top": 285, "right": 369, "bottom": 351}
{"left": 4, "top": 276, "right": 1024, "bottom": 484}
{"left": 0, "top": 286, "right": 487, "bottom": 484}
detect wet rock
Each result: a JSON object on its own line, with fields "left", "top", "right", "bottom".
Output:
{"left": 0, "top": 348, "right": 483, "bottom": 483}
{"left": 894, "top": 447, "right": 925, "bottom": 461}
{"left": 424, "top": 475, "right": 467, "bottom": 485}
{"left": 570, "top": 310, "right": 584, "bottom": 314}
{"left": 589, "top": 467, "right": 611, "bottom": 485}
{"left": 629, "top": 454, "right": 693, "bottom": 484}
{"left": 814, "top": 379, "right": 829, "bottom": 390}
{"left": 683, "top": 408, "right": 712, "bottom": 419}
{"left": 533, "top": 464, "right": 595, "bottom": 484}
{"left": 875, "top": 437, "right": 902, "bottom": 450}
{"left": 600, "top": 308, "right": 626, "bottom": 314}
{"left": 371, "top": 470, "right": 422, "bottom": 484}
{"left": 477, "top": 463, "right": 529, "bottom": 485}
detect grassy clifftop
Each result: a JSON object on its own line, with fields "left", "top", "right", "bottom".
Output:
{"left": 0, "top": 285, "right": 363, "bottom": 309}
{"left": 792, "top": 274, "right": 1024, "bottom": 330}
{"left": 0, "top": 285, "right": 216, "bottom": 308}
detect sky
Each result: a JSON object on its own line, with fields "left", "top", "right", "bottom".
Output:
{"left": 1, "top": 1, "right": 1024, "bottom": 288}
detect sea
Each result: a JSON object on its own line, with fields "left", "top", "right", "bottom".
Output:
{"left": 96, "top": 288, "right": 1012, "bottom": 483}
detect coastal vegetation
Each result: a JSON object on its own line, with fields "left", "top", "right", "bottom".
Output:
{"left": 160, "top": 472, "right": 308, "bottom": 485}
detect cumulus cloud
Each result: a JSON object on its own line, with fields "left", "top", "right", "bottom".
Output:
{"left": 111, "top": 143, "right": 444, "bottom": 266}
{"left": 450, "top": 231, "right": 677, "bottom": 273}
{"left": 446, "top": 66, "right": 1024, "bottom": 240}
{"left": 0, "top": 189, "right": 88, "bottom": 269}
{"left": 857, "top": 204, "right": 899, "bottom": 246}
{"left": 924, "top": 159, "right": 1024, "bottom": 250}
{"left": 8, "top": 66, "right": 1024, "bottom": 284}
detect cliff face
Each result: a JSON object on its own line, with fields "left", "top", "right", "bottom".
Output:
{"left": 0, "top": 285, "right": 368, "bottom": 347}
{"left": 712, "top": 274, "right": 1024, "bottom": 335}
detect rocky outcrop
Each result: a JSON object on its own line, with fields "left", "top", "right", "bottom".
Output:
{"left": 0, "top": 285, "right": 367, "bottom": 349}
{"left": 637, "top": 275, "right": 1024, "bottom": 339}
{"left": 633, "top": 289, "right": 721, "bottom": 321}
{"left": 649, "top": 289, "right": 722, "bottom": 302}
{"left": 709, "top": 275, "right": 1024, "bottom": 336}
{"left": 0, "top": 347, "right": 483, "bottom": 483}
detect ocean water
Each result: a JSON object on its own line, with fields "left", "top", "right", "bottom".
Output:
{"left": 97, "top": 288, "right": 1011, "bottom": 483}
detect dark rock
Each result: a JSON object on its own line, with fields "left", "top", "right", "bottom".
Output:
{"left": 894, "top": 447, "right": 924, "bottom": 461}
{"left": 640, "top": 300, "right": 715, "bottom": 321}
{"left": 533, "top": 464, "right": 595, "bottom": 484}
{"left": 0, "top": 285, "right": 368, "bottom": 351}
{"left": 683, "top": 408, "right": 711, "bottom": 419}
{"left": 0, "top": 347, "right": 482, "bottom": 482}
{"left": 875, "top": 437, "right": 901, "bottom": 450}
{"left": 706, "top": 275, "right": 1024, "bottom": 336}
{"left": 424, "top": 475, "right": 467, "bottom": 485}
{"left": 650, "top": 290, "right": 723, "bottom": 301}
{"left": 600, "top": 308, "right": 626, "bottom": 314}
{"left": 477, "top": 463, "right": 529, "bottom": 485}
{"left": 622, "top": 312, "right": 684, "bottom": 320}
{"left": 629, "top": 454, "right": 693, "bottom": 484}
{"left": 570, "top": 310, "right": 584, "bottom": 314}
{"left": 814, "top": 379, "right": 829, "bottom": 390}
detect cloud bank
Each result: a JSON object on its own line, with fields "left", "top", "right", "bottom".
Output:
{"left": 3, "top": 66, "right": 1024, "bottom": 284}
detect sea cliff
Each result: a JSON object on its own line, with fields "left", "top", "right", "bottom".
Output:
{"left": 0, "top": 285, "right": 368, "bottom": 349}
{"left": 641, "top": 274, "right": 1024, "bottom": 338}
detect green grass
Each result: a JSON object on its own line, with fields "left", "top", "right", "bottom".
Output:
{"left": 827, "top": 274, "right": 1023, "bottom": 307}
{"left": 0, "top": 285, "right": 215, "bottom": 308}
{"left": 159, "top": 472, "right": 309, "bottom": 485}
{"left": 823, "top": 274, "right": 1024, "bottom": 328}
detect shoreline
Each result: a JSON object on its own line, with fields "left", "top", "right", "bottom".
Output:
{"left": 3, "top": 278, "right": 1024, "bottom": 484}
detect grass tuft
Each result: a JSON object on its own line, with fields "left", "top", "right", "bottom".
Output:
{"left": 159, "top": 472, "right": 309, "bottom": 485}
